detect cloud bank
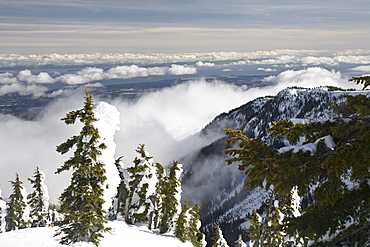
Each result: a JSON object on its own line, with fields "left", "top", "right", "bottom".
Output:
{"left": 1, "top": 50, "right": 369, "bottom": 68}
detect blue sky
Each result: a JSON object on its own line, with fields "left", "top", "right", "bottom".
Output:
{"left": 1, "top": 0, "right": 370, "bottom": 54}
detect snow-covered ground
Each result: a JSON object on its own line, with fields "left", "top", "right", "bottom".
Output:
{"left": 0, "top": 221, "right": 193, "bottom": 247}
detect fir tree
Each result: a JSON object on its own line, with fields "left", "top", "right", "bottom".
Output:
{"left": 174, "top": 199, "right": 190, "bottom": 243}
{"left": 159, "top": 160, "right": 182, "bottom": 234}
{"left": 188, "top": 202, "right": 204, "bottom": 247}
{"left": 0, "top": 189, "right": 6, "bottom": 233}
{"left": 225, "top": 77, "right": 370, "bottom": 246}
{"left": 5, "top": 173, "right": 29, "bottom": 231}
{"left": 55, "top": 89, "right": 110, "bottom": 246}
{"left": 27, "top": 166, "right": 50, "bottom": 227}
{"left": 109, "top": 156, "right": 127, "bottom": 220}
{"left": 211, "top": 223, "right": 229, "bottom": 247}
{"left": 148, "top": 162, "right": 166, "bottom": 230}
{"left": 124, "top": 144, "right": 158, "bottom": 224}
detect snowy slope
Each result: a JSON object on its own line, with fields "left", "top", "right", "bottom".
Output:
{"left": 181, "top": 87, "right": 370, "bottom": 246}
{"left": 0, "top": 221, "right": 192, "bottom": 247}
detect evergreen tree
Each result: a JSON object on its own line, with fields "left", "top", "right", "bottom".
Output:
{"left": 159, "top": 160, "right": 182, "bottom": 234}
{"left": 124, "top": 144, "right": 158, "bottom": 224}
{"left": 225, "top": 77, "right": 370, "bottom": 246}
{"left": 55, "top": 89, "right": 110, "bottom": 246}
{"left": 235, "top": 234, "right": 246, "bottom": 247}
{"left": 0, "top": 189, "right": 6, "bottom": 233}
{"left": 5, "top": 173, "right": 29, "bottom": 231}
{"left": 148, "top": 162, "right": 166, "bottom": 230}
{"left": 188, "top": 202, "right": 204, "bottom": 247}
{"left": 174, "top": 199, "right": 190, "bottom": 243}
{"left": 109, "top": 156, "right": 129, "bottom": 221}
{"left": 27, "top": 166, "right": 50, "bottom": 227}
{"left": 211, "top": 223, "right": 229, "bottom": 247}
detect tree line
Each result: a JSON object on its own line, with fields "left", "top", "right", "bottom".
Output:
{"left": 0, "top": 167, "right": 58, "bottom": 233}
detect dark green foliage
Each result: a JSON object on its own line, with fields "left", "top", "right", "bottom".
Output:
{"left": 211, "top": 223, "right": 229, "bottom": 247}
{"left": 225, "top": 81, "right": 370, "bottom": 246}
{"left": 175, "top": 200, "right": 190, "bottom": 242}
{"left": 159, "top": 160, "right": 181, "bottom": 234}
{"left": 124, "top": 144, "right": 156, "bottom": 224}
{"left": 188, "top": 202, "right": 203, "bottom": 247}
{"left": 55, "top": 89, "right": 110, "bottom": 246}
{"left": 28, "top": 166, "right": 49, "bottom": 227}
{"left": 349, "top": 75, "right": 370, "bottom": 90}
{"left": 5, "top": 174, "right": 28, "bottom": 231}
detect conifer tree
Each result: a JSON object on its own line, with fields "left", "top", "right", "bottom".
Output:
{"left": 124, "top": 144, "right": 158, "bottom": 224}
{"left": 235, "top": 234, "right": 246, "bottom": 247}
{"left": 225, "top": 77, "right": 370, "bottom": 246}
{"left": 28, "top": 166, "right": 50, "bottom": 227}
{"left": 148, "top": 162, "right": 166, "bottom": 230}
{"left": 5, "top": 174, "right": 29, "bottom": 231}
{"left": 188, "top": 202, "right": 204, "bottom": 247}
{"left": 175, "top": 199, "right": 190, "bottom": 243}
{"left": 55, "top": 89, "right": 110, "bottom": 246}
{"left": 109, "top": 156, "right": 129, "bottom": 221}
{"left": 159, "top": 160, "right": 182, "bottom": 234}
{"left": 211, "top": 223, "right": 229, "bottom": 247}
{"left": 0, "top": 189, "right": 6, "bottom": 233}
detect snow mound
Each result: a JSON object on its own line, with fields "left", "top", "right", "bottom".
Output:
{"left": 0, "top": 221, "right": 192, "bottom": 247}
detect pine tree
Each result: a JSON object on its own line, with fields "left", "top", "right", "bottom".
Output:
{"left": 159, "top": 160, "right": 182, "bottom": 234}
{"left": 188, "top": 202, "right": 204, "bottom": 247}
{"left": 225, "top": 77, "right": 370, "bottom": 246}
{"left": 55, "top": 89, "right": 110, "bottom": 246}
{"left": 5, "top": 173, "right": 29, "bottom": 231}
{"left": 28, "top": 166, "right": 50, "bottom": 227}
{"left": 124, "top": 144, "right": 158, "bottom": 224}
{"left": 0, "top": 188, "right": 6, "bottom": 233}
{"left": 148, "top": 162, "right": 166, "bottom": 230}
{"left": 109, "top": 156, "right": 129, "bottom": 221}
{"left": 174, "top": 199, "right": 190, "bottom": 242}
{"left": 211, "top": 223, "right": 229, "bottom": 247}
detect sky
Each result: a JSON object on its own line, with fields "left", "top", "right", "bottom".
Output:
{"left": 1, "top": 0, "right": 370, "bottom": 54}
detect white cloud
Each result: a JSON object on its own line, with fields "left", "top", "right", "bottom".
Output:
{"left": 56, "top": 64, "right": 197, "bottom": 84}
{"left": 167, "top": 64, "right": 197, "bottom": 75}
{"left": 0, "top": 83, "right": 48, "bottom": 97}
{"left": 195, "top": 61, "right": 215, "bottom": 67}
{"left": 17, "top": 69, "right": 55, "bottom": 84}
{"left": 350, "top": 65, "right": 370, "bottom": 72}
{"left": 0, "top": 50, "right": 357, "bottom": 68}
{"left": 257, "top": 67, "right": 277, "bottom": 72}
{"left": 262, "top": 67, "right": 358, "bottom": 91}
{"left": 0, "top": 72, "right": 18, "bottom": 84}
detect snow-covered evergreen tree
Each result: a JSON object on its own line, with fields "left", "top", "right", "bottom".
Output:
{"left": 55, "top": 89, "right": 110, "bottom": 246}
{"left": 211, "top": 223, "right": 229, "bottom": 247}
{"left": 148, "top": 162, "right": 166, "bottom": 230}
{"left": 0, "top": 188, "right": 6, "bottom": 233}
{"left": 188, "top": 202, "right": 204, "bottom": 247}
{"left": 174, "top": 199, "right": 190, "bottom": 242}
{"left": 109, "top": 156, "right": 129, "bottom": 221}
{"left": 235, "top": 234, "right": 246, "bottom": 247}
{"left": 159, "top": 160, "right": 182, "bottom": 234}
{"left": 123, "top": 144, "right": 158, "bottom": 224}
{"left": 28, "top": 166, "right": 50, "bottom": 227}
{"left": 5, "top": 173, "right": 29, "bottom": 231}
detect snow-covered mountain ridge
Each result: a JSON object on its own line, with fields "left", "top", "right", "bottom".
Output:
{"left": 181, "top": 87, "right": 369, "bottom": 246}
